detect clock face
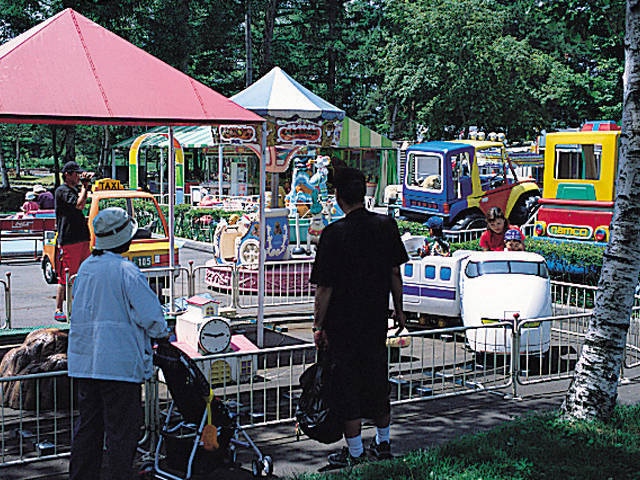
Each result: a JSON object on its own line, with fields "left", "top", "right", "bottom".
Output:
{"left": 198, "top": 318, "right": 232, "bottom": 354}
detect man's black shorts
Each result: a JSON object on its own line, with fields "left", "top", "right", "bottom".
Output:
{"left": 328, "top": 343, "right": 390, "bottom": 421}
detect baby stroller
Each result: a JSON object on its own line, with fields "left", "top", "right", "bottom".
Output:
{"left": 153, "top": 341, "right": 273, "bottom": 479}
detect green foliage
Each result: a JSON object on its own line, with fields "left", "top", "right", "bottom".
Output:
{"left": 294, "top": 405, "right": 640, "bottom": 480}
{"left": 0, "top": 0, "right": 625, "bottom": 161}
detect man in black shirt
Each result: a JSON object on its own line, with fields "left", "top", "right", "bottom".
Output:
{"left": 310, "top": 168, "right": 408, "bottom": 467}
{"left": 54, "top": 161, "right": 92, "bottom": 322}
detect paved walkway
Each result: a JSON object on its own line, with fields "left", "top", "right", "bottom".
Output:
{"left": 4, "top": 371, "right": 640, "bottom": 479}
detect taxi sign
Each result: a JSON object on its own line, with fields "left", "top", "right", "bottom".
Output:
{"left": 94, "top": 178, "right": 123, "bottom": 191}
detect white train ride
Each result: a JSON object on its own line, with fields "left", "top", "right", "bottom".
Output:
{"left": 397, "top": 235, "right": 552, "bottom": 355}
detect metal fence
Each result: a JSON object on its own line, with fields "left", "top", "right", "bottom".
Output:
{"left": 1, "top": 307, "right": 639, "bottom": 469}
{"left": 4, "top": 266, "right": 640, "bottom": 469}
{"left": 0, "top": 273, "right": 11, "bottom": 329}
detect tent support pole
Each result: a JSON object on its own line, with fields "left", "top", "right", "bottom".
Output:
{"left": 168, "top": 127, "right": 176, "bottom": 314}
{"left": 257, "top": 122, "right": 267, "bottom": 348}
{"left": 218, "top": 142, "right": 223, "bottom": 198}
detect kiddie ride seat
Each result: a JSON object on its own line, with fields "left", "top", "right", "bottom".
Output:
{"left": 152, "top": 342, "right": 273, "bottom": 479}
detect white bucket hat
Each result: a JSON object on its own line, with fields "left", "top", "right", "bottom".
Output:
{"left": 93, "top": 207, "right": 138, "bottom": 250}
{"left": 33, "top": 184, "right": 46, "bottom": 194}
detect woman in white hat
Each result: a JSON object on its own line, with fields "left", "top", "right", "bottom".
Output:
{"left": 20, "top": 191, "right": 39, "bottom": 213}
{"left": 67, "top": 207, "right": 168, "bottom": 480}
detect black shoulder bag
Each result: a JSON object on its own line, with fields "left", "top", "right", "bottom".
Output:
{"left": 295, "top": 357, "right": 343, "bottom": 444}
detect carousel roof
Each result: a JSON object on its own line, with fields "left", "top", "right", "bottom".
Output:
{"left": 230, "top": 67, "right": 345, "bottom": 121}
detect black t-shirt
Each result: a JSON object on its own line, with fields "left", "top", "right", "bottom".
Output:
{"left": 310, "top": 208, "right": 408, "bottom": 345}
{"left": 55, "top": 184, "right": 90, "bottom": 246}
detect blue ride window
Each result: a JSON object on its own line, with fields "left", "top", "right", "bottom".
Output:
{"left": 404, "top": 263, "right": 414, "bottom": 277}
{"left": 424, "top": 265, "right": 436, "bottom": 279}
{"left": 440, "top": 266, "right": 452, "bottom": 281}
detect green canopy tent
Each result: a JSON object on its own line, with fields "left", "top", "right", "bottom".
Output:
{"left": 114, "top": 119, "right": 398, "bottom": 203}
{"left": 336, "top": 117, "right": 398, "bottom": 204}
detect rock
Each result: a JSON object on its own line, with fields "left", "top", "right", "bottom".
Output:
{"left": 0, "top": 328, "right": 72, "bottom": 410}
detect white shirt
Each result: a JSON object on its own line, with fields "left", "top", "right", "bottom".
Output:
{"left": 68, "top": 251, "right": 167, "bottom": 382}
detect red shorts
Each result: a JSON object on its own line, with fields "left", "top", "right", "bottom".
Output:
{"left": 57, "top": 241, "right": 90, "bottom": 285}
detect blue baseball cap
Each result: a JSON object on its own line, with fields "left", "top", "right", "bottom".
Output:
{"left": 425, "top": 216, "right": 443, "bottom": 229}
{"left": 504, "top": 229, "right": 524, "bottom": 242}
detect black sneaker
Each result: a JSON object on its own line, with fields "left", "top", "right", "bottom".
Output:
{"left": 327, "top": 447, "right": 367, "bottom": 467}
{"left": 369, "top": 439, "right": 392, "bottom": 459}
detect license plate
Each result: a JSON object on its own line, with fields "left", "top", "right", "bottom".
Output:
{"left": 133, "top": 256, "right": 152, "bottom": 268}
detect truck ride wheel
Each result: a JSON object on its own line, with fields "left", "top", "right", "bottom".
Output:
{"left": 450, "top": 214, "right": 486, "bottom": 231}
{"left": 509, "top": 193, "right": 540, "bottom": 225}
{"left": 42, "top": 256, "right": 57, "bottom": 285}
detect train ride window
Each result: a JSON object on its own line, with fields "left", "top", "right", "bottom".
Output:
{"left": 404, "top": 263, "right": 414, "bottom": 277}
{"left": 554, "top": 144, "right": 602, "bottom": 180}
{"left": 440, "top": 266, "right": 452, "bottom": 281}
{"left": 406, "top": 152, "right": 442, "bottom": 191}
{"left": 424, "top": 265, "right": 436, "bottom": 279}
{"left": 465, "top": 260, "right": 549, "bottom": 279}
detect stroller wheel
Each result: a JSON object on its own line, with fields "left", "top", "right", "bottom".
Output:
{"left": 252, "top": 458, "right": 262, "bottom": 477}
{"left": 262, "top": 455, "right": 274, "bottom": 476}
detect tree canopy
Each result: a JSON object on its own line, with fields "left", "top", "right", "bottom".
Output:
{"left": 0, "top": 0, "right": 625, "bottom": 168}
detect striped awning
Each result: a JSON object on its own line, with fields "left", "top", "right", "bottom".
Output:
{"left": 339, "top": 117, "right": 394, "bottom": 149}
{"left": 113, "top": 125, "right": 215, "bottom": 149}
{"left": 114, "top": 117, "right": 394, "bottom": 150}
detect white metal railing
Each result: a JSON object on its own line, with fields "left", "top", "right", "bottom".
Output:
{"left": 203, "top": 259, "right": 316, "bottom": 313}
{"left": 2, "top": 310, "right": 640, "bottom": 469}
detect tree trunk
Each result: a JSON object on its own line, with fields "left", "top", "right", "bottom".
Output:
{"left": 51, "top": 126, "right": 63, "bottom": 188}
{"left": 15, "top": 138, "right": 20, "bottom": 178}
{"left": 99, "top": 125, "right": 110, "bottom": 172}
{"left": 262, "top": 0, "right": 278, "bottom": 72}
{"left": 562, "top": 0, "right": 640, "bottom": 421}
{"left": 326, "top": 0, "right": 339, "bottom": 104}
{"left": 245, "top": 0, "right": 253, "bottom": 87}
{"left": 0, "top": 137, "right": 10, "bottom": 190}
{"left": 62, "top": 125, "right": 76, "bottom": 164}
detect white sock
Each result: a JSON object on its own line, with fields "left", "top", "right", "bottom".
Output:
{"left": 346, "top": 435, "right": 363, "bottom": 457}
{"left": 376, "top": 425, "right": 390, "bottom": 444}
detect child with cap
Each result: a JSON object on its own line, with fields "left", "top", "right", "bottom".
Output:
{"left": 504, "top": 228, "right": 526, "bottom": 251}
{"left": 418, "top": 216, "right": 451, "bottom": 257}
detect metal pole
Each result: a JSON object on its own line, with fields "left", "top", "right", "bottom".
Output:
{"left": 168, "top": 127, "right": 176, "bottom": 312}
{"left": 257, "top": 122, "right": 267, "bottom": 347}
{"left": 160, "top": 149, "right": 165, "bottom": 204}
{"left": 218, "top": 142, "right": 224, "bottom": 199}
{"left": 111, "top": 149, "right": 116, "bottom": 180}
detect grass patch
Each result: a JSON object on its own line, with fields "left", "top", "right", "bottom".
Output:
{"left": 294, "top": 404, "right": 640, "bottom": 480}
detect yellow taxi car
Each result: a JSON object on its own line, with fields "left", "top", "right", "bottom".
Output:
{"left": 41, "top": 178, "right": 179, "bottom": 285}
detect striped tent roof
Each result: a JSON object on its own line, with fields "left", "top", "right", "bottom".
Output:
{"left": 339, "top": 117, "right": 394, "bottom": 149}
{"left": 113, "top": 125, "right": 215, "bottom": 149}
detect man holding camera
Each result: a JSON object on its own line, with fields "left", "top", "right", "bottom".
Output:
{"left": 54, "top": 161, "right": 93, "bottom": 322}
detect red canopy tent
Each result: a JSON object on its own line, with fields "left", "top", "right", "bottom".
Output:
{"left": 0, "top": 8, "right": 262, "bottom": 126}
{"left": 0, "top": 8, "right": 271, "bottom": 343}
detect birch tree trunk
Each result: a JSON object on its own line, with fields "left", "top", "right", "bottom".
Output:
{"left": 562, "top": 0, "right": 640, "bottom": 421}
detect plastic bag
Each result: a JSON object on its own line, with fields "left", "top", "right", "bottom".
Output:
{"left": 295, "top": 361, "right": 343, "bottom": 444}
